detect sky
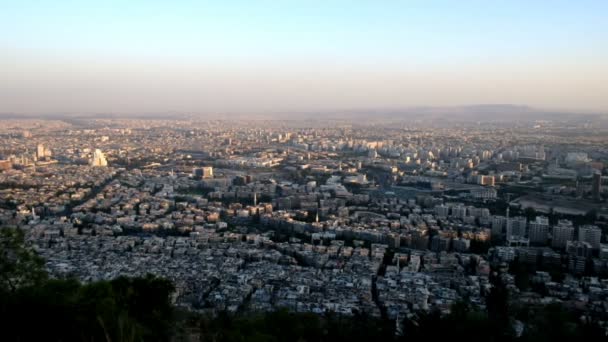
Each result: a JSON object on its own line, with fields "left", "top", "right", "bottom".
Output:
{"left": 1, "top": 0, "right": 607, "bottom": 114}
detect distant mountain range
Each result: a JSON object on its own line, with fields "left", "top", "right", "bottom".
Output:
{"left": 0, "top": 104, "right": 604, "bottom": 121}
{"left": 295, "top": 105, "right": 603, "bottom": 121}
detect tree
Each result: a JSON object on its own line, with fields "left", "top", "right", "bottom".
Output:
{"left": 584, "top": 209, "right": 598, "bottom": 224}
{"left": 487, "top": 271, "right": 510, "bottom": 325}
{"left": 524, "top": 207, "right": 537, "bottom": 220}
{"left": 0, "top": 227, "right": 47, "bottom": 292}
{"left": 0, "top": 227, "right": 176, "bottom": 341}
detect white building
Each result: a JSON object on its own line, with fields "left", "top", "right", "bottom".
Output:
{"left": 565, "top": 152, "right": 589, "bottom": 164}
{"left": 470, "top": 188, "right": 497, "bottom": 199}
{"left": 90, "top": 149, "right": 108, "bottom": 167}
{"left": 202, "top": 166, "right": 214, "bottom": 179}
{"left": 507, "top": 216, "right": 527, "bottom": 239}
{"left": 434, "top": 204, "right": 450, "bottom": 218}
{"left": 552, "top": 220, "right": 574, "bottom": 249}
{"left": 529, "top": 216, "right": 550, "bottom": 245}
{"left": 36, "top": 144, "right": 45, "bottom": 159}
{"left": 578, "top": 225, "right": 602, "bottom": 250}
{"left": 491, "top": 216, "right": 507, "bottom": 237}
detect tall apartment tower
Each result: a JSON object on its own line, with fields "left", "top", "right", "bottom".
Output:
{"left": 529, "top": 216, "right": 550, "bottom": 245}
{"left": 36, "top": 144, "right": 45, "bottom": 159}
{"left": 202, "top": 166, "right": 213, "bottom": 179}
{"left": 90, "top": 149, "right": 108, "bottom": 167}
{"left": 491, "top": 216, "right": 507, "bottom": 238}
{"left": 552, "top": 220, "right": 575, "bottom": 249}
{"left": 506, "top": 216, "right": 527, "bottom": 239}
{"left": 592, "top": 172, "right": 602, "bottom": 201}
{"left": 578, "top": 225, "right": 602, "bottom": 250}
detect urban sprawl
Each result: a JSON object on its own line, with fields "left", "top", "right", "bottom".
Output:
{"left": 1, "top": 117, "right": 608, "bottom": 332}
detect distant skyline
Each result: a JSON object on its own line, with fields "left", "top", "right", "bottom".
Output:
{"left": 1, "top": 1, "right": 607, "bottom": 114}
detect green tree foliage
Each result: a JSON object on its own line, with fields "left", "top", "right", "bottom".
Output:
{"left": 0, "top": 228, "right": 175, "bottom": 341}
{"left": 519, "top": 304, "right": 606, "bottom": 342}
{"left": 0, "top": 275, "right": 175, "bottom": 341}
{"left": 523, "top": 207, "right": 537, "bottom": 221}
{"left": 0, "top": 227, "right": 47, "bottom": 291}
{"left": 487, "top": 271, "right": 510, "bottom": 325}
{"left": 195, "top": 309, "right": 393, "bottom": 342}
{"left": 470, "top": 238, "right": 492, "bottom": 254}
{"left": 510, "top": 259, "right": 531, "bottom": 291}
{"left": 400, "top": 301, "right": 513, "bottom": 342}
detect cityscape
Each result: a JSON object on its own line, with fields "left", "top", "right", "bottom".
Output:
{"left": 1, "top": 1, "right": 608, "bottom": 341}
{"left": 2, "top": 112, "right": 608, "bottom": 339}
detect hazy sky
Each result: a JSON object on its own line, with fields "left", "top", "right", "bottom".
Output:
{"left": 1, "top": 0, "right": 607, "bottom": 114}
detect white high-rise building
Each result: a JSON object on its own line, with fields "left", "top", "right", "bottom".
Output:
{"left": 552, "top": 219, "right": 575, "bottom": 249}
{"left": 506, "top": 216, "right": 529, "bottom": 246}
{"left": 450, "top": 205, "right": 467, "bottom": 220}
{"left": 434, "top": 204, "right": 450, "bottom": 218}
{"left": 90, "top": 149, "right": 108, "bottom": 167}
{"left": 491, "top": 216, "right": 507, "bottom": 237}
{"left": 36, "top": 144, "right": 45, "bottom": 159}
{"left": 202, "top": 166, "right": 213, "bottom": 179}
{"left": 578, "top": 225, "right": 602, "bottom": 250}
{"left": 529, "top": 216, "right": 550, "bottom": 245}
{"left": 507, "top": 216, "right": 527, "bottom": 239}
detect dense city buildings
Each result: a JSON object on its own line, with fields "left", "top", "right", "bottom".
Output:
{"left": 2, "top": 1, "right": 607, "bottom": 340}
{"left": 1, "top": 114, "right": 608, "bottom": 335}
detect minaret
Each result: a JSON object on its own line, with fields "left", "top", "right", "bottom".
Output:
{"left": 315, "top": 211, "right": 319, "bottom": 223}
{"left": 253, "top": 192, "right": 257, "bottom": 206}
{"left": 506, "top": 193, "right": 511, "bottom": 220}
{"left": 505, "top": 193, "right": 511, "bottom": 241}
{"left": 31, "top": 207, "right": 38, "bottom": 220}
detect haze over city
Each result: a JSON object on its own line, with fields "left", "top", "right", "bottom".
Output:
{"left": 1, "top": 0, "right": 607, "bottom": 115}
{"left": 3, "top": 2, "right": 608, "bottom": 341}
